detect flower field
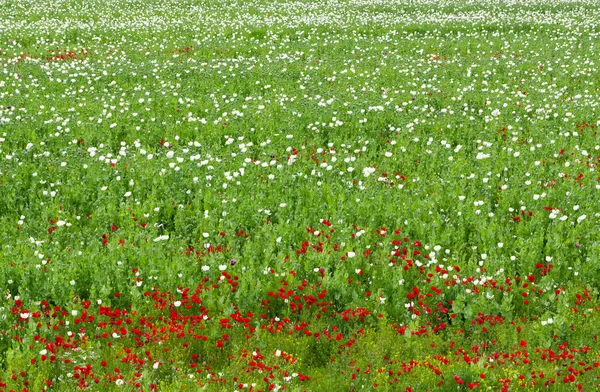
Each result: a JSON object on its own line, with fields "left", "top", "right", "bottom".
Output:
{"left": 2, "top": 0, "right": 600, "bottom": 390}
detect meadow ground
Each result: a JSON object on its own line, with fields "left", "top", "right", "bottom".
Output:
{"left": 1, "top": 0, "right": 600, "bottom": 390}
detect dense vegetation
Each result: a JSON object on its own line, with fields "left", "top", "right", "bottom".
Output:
{"left": 1, "top": 0, "right": 600, "bottom": 390}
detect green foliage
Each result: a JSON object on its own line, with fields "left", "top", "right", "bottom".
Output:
{"left": 1, "top": 0, "right": 600, "bottom": 389}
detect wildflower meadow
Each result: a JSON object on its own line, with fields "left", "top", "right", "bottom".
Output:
{"left": 1, "top": 0, "right": 600, "bottom": 390}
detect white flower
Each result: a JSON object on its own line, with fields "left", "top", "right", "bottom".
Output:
{"left": 491, "top": 109, "right": 501, "bottom": 117}
{"left": 124, "top": 191, "right": 132, "bottom": 197}
{"left": 201, "top": 265, "right": 210, "bottom": 271}
{"left": 115, "top": 379, "right": 124, "bottom": 386}
{"left": 153, "top": 235, "right": 169, "bottom": 242}
{"left": 275, "top": 350, "right": 282, "bottom": 357}
{"left": 219, "top": 265, "right": 227, "bottom": 271}
{"left": 153, "top": 361, "right": 160, "bottom": 369}
{"left": 174, "top": 301, "right": 181, "bottom": 307}
{"left": 57, "top": 220, "right": 66, "bottom": 227}
{"left": 347, "top": 251, "right": 356, "bottom": 258}
{"left": 362, "top": 167, "right": 376, "bottom": 177}
{"left": 577, "top": 215, "right": 586, "bottom": 223}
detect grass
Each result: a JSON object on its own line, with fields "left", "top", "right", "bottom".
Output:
{"left": 1, "top": 0, "right": 600, "bottom": 390}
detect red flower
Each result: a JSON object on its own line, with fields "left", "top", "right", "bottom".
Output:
{"left": 520, "top": 340, "right": 527, "bottom": 347}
